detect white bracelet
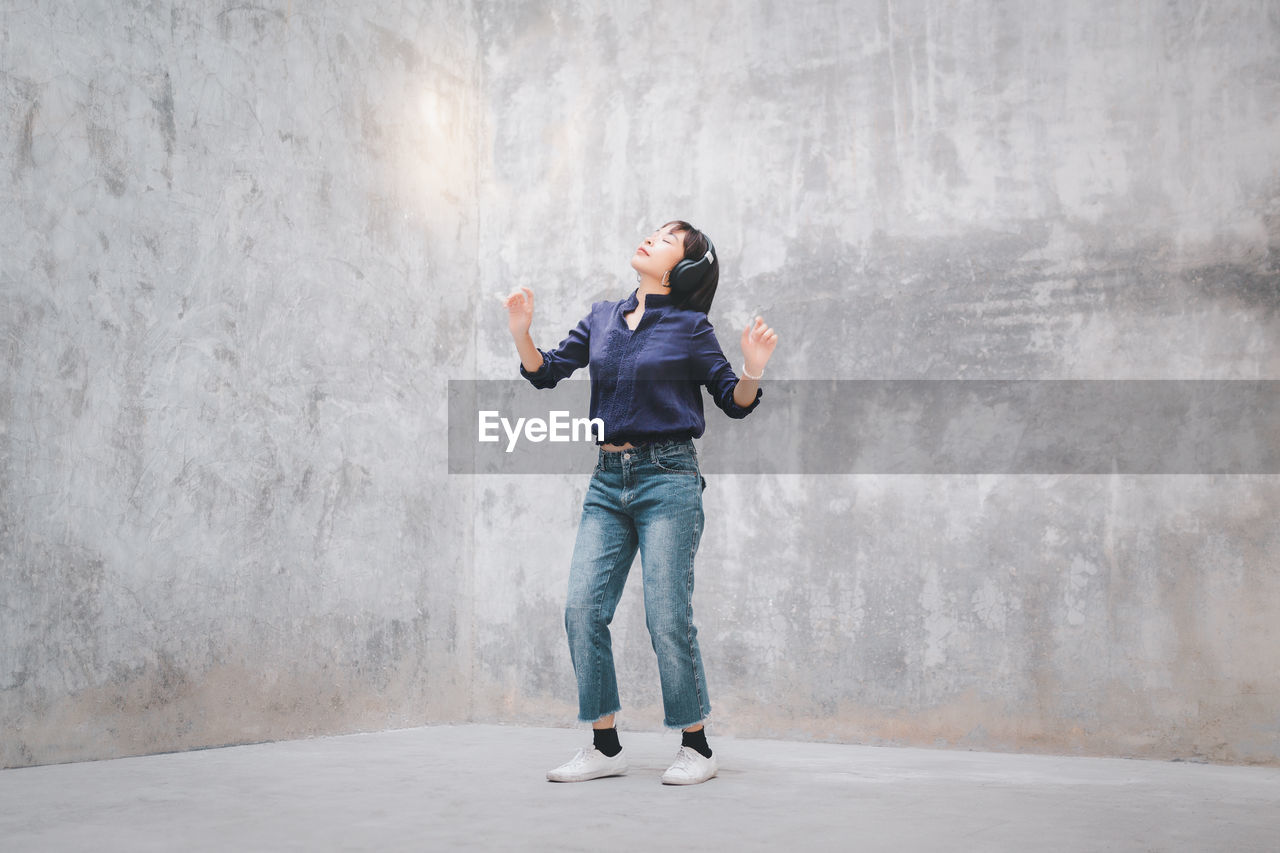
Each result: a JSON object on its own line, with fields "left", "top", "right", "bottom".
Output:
{"left": 742, "top": 362, "right": 763, "bottom": 380}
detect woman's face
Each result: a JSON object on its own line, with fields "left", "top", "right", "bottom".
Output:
{"left": 630, "top": 224, "right": 686, "bottom": 281}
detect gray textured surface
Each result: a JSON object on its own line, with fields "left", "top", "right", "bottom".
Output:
{"left": 3, "top": 1, "right": 1279, "bottom": 769}
{"left": 1, "top": 1, "right": 481, "bottom": 766}
{"left": 2, "top": 724, "right": 1279, "bottom": 852}
{"left": 468, "top": 0, "right": 1280, "bottom": 764}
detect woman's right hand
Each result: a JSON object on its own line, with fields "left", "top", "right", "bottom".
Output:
{"left": 502, "top": 286, "right": 534, "bottom": 338}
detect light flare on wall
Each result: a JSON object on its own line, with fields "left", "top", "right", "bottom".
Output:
{"left": 403, "top": 84, "right": 473, "bottom": 215}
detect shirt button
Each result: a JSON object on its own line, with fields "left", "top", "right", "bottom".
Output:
{"left": 623, "top": 452, "right": 630, "bottom": 460}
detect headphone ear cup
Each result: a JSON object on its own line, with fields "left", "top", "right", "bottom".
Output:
{"left": 668, "top": 238, "right": 715, "bottom": 293}
{"left": 668, "top": 258, "right": 699, "bottom": 292}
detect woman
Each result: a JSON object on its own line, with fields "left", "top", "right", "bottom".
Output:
{"left": 502, "top": 220, "right": 778, "bottom": 785}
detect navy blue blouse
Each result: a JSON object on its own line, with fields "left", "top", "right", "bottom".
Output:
{"left": 519, "top": 287, "right": 763, "bottom": 445}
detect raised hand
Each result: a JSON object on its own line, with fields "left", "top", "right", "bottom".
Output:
{"left": 741, "top": 315, "right": 778, "bottom": 377}
{"left": 503, "top": 286, "right": 535, "bottom": 338}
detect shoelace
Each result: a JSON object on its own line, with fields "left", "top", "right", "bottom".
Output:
{"left": 672, "top": 747, "right": 701, "bottom": 770}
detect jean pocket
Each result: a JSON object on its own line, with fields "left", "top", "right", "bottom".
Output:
{"left": 654, "top": 448, "right": 699, "bottom": 475}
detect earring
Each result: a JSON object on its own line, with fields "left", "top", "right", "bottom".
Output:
{"left": 661, "top": 270, "right": 671, "bottom": 287}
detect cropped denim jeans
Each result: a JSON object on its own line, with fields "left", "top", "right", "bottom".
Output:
{"left": 564, "top": 437, "right": 712, "bottom": 730}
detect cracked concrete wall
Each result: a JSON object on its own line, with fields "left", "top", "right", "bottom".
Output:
{"left": 4, "top": 0, "right": 1279, "bottom": 770}
{"left": 2, "top": 1, "right": 480, "bottom": 767}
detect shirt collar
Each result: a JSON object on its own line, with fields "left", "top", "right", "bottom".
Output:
{"left": 623, "top": 287, "right": 675, "bottom": 310}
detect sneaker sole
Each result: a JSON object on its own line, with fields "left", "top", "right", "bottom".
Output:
{"left": 661, "top": 771, "right": 717, "bottom": 785}
{"left": 547, "top": 768, "right": 627, "bottom": 782}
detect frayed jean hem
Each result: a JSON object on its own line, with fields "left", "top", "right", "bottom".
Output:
{"left": 579, "top": 707, "right": 622, "bottom": 726}
{"left": 663, "top": 710, "right": 710, "bottom": 732}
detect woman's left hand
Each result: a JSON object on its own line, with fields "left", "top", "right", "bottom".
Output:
{"left": 741, "top": 316, "right": 778, "bottom": 377}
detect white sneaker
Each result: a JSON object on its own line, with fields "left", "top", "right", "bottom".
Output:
{"left": 661, "top": 746, "right": 718, "bottom": 785}
{"left": 546, "top": 746, "right": 628, "bottom": 782}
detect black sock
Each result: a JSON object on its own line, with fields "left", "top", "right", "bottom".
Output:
{"left": 681, "top": 728, "right": 712, "bottom": 759}
{"left": 593, "top": 726, "right": 622, "bottom": 757}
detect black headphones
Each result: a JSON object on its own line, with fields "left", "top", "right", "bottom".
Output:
{"left": 666, "top": 235, "right": 716, "bottom": 293}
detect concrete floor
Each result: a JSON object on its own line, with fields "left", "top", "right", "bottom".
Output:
{"left": 2, "top": 724, "right": 1278, "bottom": 852}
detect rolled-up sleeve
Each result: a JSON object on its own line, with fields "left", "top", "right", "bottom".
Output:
{"left": 690, "top": 316, "right": 763, "bottom": 418}
{"left": 520, "top": 313, "right": 590, "bottom": 389}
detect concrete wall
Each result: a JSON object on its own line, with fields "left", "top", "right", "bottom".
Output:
{"left": 2, "top": 1, "right": 481, "bottom": 766}
{"left": 471, "top": 0, "right": 1280, "bottom": 765}
{"left": 3, "top": 0, "right": 1278, "bottom": 768}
